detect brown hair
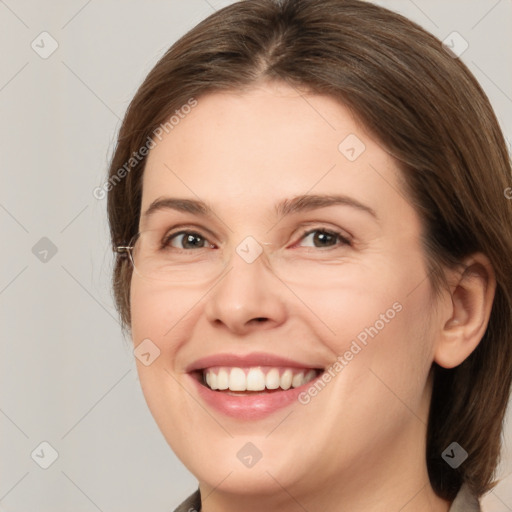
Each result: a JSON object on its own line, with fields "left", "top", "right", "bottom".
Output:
{"left": 106, "top": 0, "right": 512, "bottom": 501}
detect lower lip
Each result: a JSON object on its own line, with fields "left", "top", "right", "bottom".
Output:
{"left": 188, "top": 372, "right": 322, "bottom": 420}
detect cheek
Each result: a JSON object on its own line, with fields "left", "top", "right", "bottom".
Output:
{"left": 129, "top": 277, "right": 209, "bottom": 397}
{"left": 295, "top": 262, "right": 435, "bottom": 402}
{"left": 130, "top": 279, "right": 169, "bottom": 342}
{"left": 129, "top": 278, "right": 197, "bottom": 441}
{"left": 291, "top": 283, "right": 435, "bottom": 462}
{"left": 129, "top": 279, "right": 184, "bottom": 412}
{"left": 130, "top": 277, "right": 199, "bottom": 346}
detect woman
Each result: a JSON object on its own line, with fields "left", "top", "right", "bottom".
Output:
{"left": 106, "top": 1, "right": 512, "bottom": 510}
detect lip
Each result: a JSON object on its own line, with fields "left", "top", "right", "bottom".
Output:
{"left": 186, "top": 352, "right": 324, "bottom": 420}
{"left": 185, "top": 352, "right": 323, "bottom": 372}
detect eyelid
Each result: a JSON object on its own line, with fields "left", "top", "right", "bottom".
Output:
{"left": 162, "top": 224, "right": 353, "bottom": 249}
{"left": 163, "top": 224, "right": 218, "bottom": 245}
{"left": 165, "top": 230, "right": 217, "bottom": 250}
{"left": 293, "top": 225, "right": 353, "bottom": 247}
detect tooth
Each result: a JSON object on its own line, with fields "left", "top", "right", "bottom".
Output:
{"left": 280, "top": 369, "right": 293, "bottom": 390}
{"left": 304, "top": 369, "right": 317, "bottom": 384}
{"left": 217, "top": 368, "right": 229, "bottom": 390}
{"left": 209, "top": 371, "right": 218, "bottom": 390}
{"left": 291, "top": 371, "right": 305, "bottom": 388}
{"left": 205, "top": 367, "right": 318, "bottom": 392}
{"left": 247, "top": 368, "right": 266, "bottom": 391}
{"left": 266, "top": 368, "right": 280, "bottom": 389}
{"left": 229, "top": 367, "right": 247, "bottom": 391}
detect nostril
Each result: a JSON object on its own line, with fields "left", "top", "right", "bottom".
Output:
{"left": 253, "top": 317, "right": 268, "bottom": 323}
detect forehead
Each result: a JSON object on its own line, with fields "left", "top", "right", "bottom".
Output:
{"left": 140, "top": 82, "right": 410, "bottom": 226}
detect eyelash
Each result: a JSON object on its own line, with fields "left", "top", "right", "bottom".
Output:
{"left": 298, "top": 228, "right": 352, "bottom": 249}
{"left": 162, "top": 227, "right": 352, "bottom": 251}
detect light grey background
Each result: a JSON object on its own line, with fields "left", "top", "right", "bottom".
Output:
{"left": 0, "top": 1, "right": 511, "bottom": 510}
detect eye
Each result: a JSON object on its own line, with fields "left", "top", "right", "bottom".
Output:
{"left": 164, "top": 230, "right": 213, "bottom": 250}
{"left": 297, "top": 228, "right": 351, "bottom": 249}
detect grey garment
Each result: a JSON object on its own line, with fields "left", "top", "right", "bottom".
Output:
{"left": 449, "top": 484, "right": 481, "bottom": 512}
{"left": 173, "top": 489, "right": 200, "bottom": 512}
{"left": 172, "top": 483, "right": 481, "bottom": 512}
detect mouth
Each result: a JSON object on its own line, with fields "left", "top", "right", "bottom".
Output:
{"left": 185, "top": 352, "right": 327, "bottom": 419}
{"left": 193, "top": 366, "right": 323, "bottom": 395}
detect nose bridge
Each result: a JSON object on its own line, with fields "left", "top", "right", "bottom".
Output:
{"left": 204, "top": 240, "right": 287, "bottom": 333}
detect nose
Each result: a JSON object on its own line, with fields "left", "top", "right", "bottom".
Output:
{"left": 204, "top": 248, "right": 288, "bottom": 336}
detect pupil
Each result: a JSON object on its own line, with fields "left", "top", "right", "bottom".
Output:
{"left": 314, "top": 231, "right": 335, "bottom": 247}
{"left": 184, "top": 234, "right": 203, "bottom": 248}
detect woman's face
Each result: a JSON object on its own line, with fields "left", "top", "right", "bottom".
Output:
{"left": 131, "top": 81, "right": 443, "bottom": 500}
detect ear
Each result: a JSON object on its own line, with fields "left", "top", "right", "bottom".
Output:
{"left": 434, "top": 253, "right": 496, "bottom": 369}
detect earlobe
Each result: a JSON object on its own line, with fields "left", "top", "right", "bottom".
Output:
{"left": 433, "top": 254, "right": 496, "bottom": 369}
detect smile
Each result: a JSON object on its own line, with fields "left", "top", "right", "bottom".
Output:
{"left": 185, "top": 352, "right": 326, "bottom": 419}
{"left": 202, "top": 366, "right": 320, "bottom": 393}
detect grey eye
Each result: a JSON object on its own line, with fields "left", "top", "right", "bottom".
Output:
{"left": 168, "top": 231, "right": 210, "bottom": 249}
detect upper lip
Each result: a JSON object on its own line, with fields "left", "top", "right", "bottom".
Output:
{"left": 186, "top": 352, "right": 324, "bottom": 372}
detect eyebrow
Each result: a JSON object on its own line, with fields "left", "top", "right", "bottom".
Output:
{"left": 142, "top": 194, "right": 378, "bottom": 221}
{"left": 275, "top": 194, "right": 377, "bottom": 219}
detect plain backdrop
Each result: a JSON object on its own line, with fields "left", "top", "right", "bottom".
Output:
{"left": 0, "top": 1, "right": 511, "bottom": 511}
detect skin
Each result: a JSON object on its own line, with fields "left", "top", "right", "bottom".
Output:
{"left": 130, "top": 80, "right": 495, "bottom": 512}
